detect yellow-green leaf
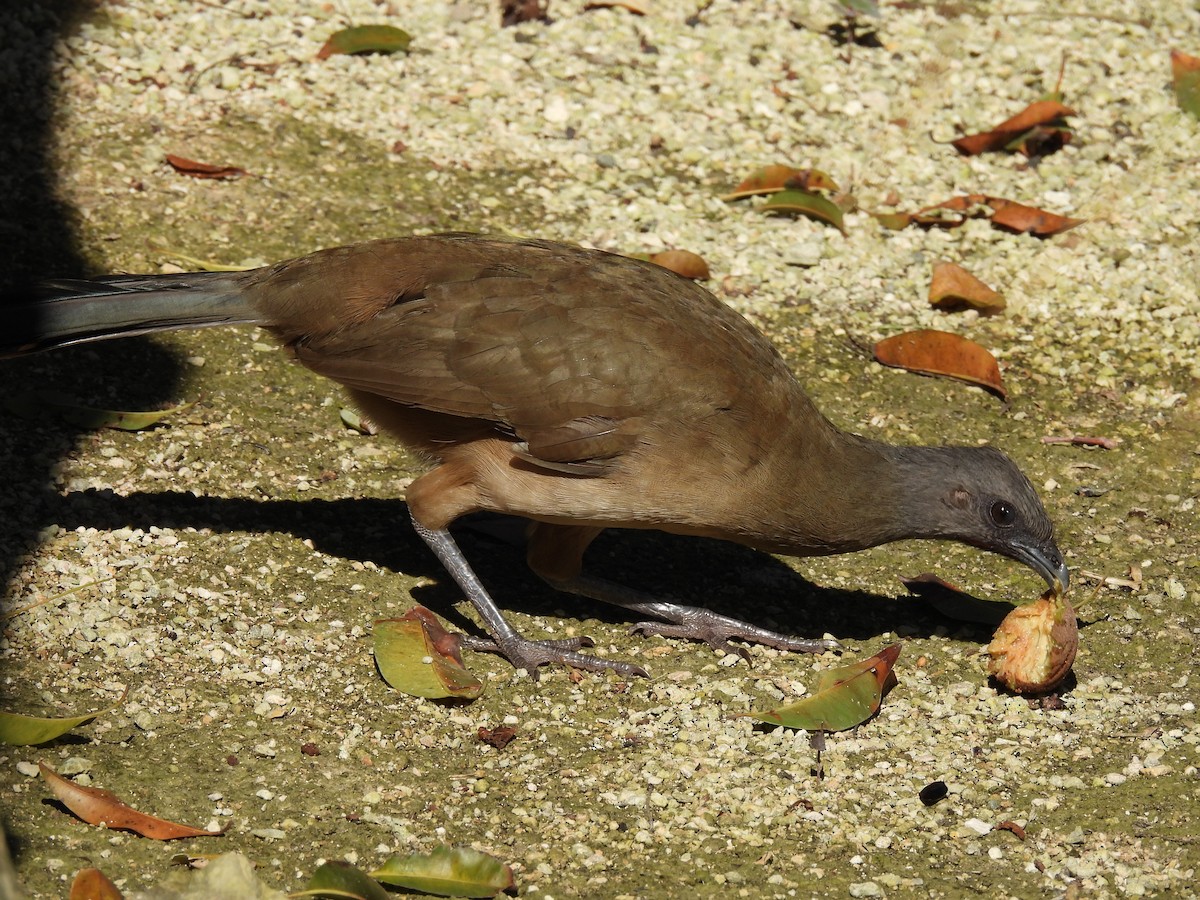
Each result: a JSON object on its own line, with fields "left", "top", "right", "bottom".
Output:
{"left": 298, "top": 860, "right": 392, "bottom": 900}
{"left": 0, "top": 709, "right": 102, "bottom": 746}
{"left": 760, "top": 189, "right": 846, "bottom": 233}
{"left": 317, "top": 25, "right": 412, "bottom": 60}
{"left": 374, "top": 614, "right": 483, "bottom": 700}
{"left": 746, "top": 644, "right": 901, "bottom": 731}
{"left": 4, "top": 391, "right": 194, "bottom": 431}
{"left": 372, "top": 846, "right": 515, "bottom": 898}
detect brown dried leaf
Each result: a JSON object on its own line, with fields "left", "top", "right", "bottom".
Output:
{"left": 40, "top": 762, "right": 226, "bottom": 840}
{"left": 501, "top": 0, "right": 551, "bottom": 25}
{"left": 164, "top": 154, "right": 246, "bottom": 180}
{"left": 584, "top": 0, "right": 648, "bottom": 12}
{"left": 1041, "top": 435, "right": 1121, "bottom": 450}
{"left": 929, "top": 262, "right": 1005, "bottom": 314}
{"left": 648, "top": 249, "right": 710, "bottom": 280}
{"left": 478, "top": 725, "right": 518, "bottom": 749}
{"left": 721, "top": 165, "right": 839, "bottom": 200}
{"left": 986, "top": 197, "right": 1084, "bottom": 236}
{"left": 873, "top": 329, "right": 1006, "bottom": 400}
{"left": 70, "top": 868, "right": 124, "bottom": 900}
{"left": 951, "top": 100, "right": 1076, "bottom": 156}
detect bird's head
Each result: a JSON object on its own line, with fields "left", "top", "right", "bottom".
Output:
{"left": 898, "top": 445, "right": 1069, "bottom": 592}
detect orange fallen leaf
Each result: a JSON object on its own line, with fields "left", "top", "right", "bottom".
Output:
{"left": 874, "top": 329, "right": 1006, "bottom": 399}
{"left": 40, "top": 762, "right": 226, "bottom": 840}
{"left": 70, "top": 868, "right": 124, "bottom": 900}
{"left": 872, "top": 194, "right": 1082, "bottom": 237}
{"left": 929, "top": 262, "right": 1005, "bottom": 314}
{"left": 987, "top": 197, "right": 1083, "bottom": 236}
{"left": 648, "top": 249, "right": 710, "bottom": 280}
{"left": 721, "top": 165, "right": 839, "bottom": 200}
{"left": 951, "top": 99, "right": 1076, "bottom": 156}
{"left": 164, "top": 154, "right": 246, "bottom": 180}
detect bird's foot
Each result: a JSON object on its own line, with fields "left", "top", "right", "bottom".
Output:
{"left": 459, "top": 633, "right": 649, "bottom": 679}
{"left": 630, "top": 606, "right": 837, "bottom": 657}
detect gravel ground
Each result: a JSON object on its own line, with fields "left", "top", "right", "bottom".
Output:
{"left": 1, "top": 1, "right": 1199, "bottom": 897}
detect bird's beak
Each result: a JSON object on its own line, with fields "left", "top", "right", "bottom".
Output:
{"left": 1010, "top": 540, "right": 1070, "bottom": 593}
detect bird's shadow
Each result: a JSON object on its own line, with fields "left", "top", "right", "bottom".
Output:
{"left": 27, "top": 486, "right": 952, "bottom": 646}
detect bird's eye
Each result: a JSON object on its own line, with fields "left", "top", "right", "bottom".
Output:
{"left": 990, "top": 500, "right": 1016, "bottom": 528}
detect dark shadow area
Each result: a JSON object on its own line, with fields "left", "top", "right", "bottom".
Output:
{"left": 25, "top": 486, "right": 948, "bottom": 645}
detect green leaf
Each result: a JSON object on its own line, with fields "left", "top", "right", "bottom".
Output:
{"left": 317, "top": 25, "right": 412, "bottom": 60}
{"left": 760, "top": 189, "right": 846, "bottom": 233}
{"left": 746, "top": 644, "right": 901, "bottom": 732}
{"left": 297, "top": 860, "right": 392, "bottom": 900}
{"left": 4, "top": 390, "right": 194, "bottom": 431}
{"left": 374, "top": 612, "right": 483, "bottom": 700}
{"left": 372, "top": 845, "right": 515, "bottom": 898}
{"left": 0, "top": 709, "right": 102, "bottom": 746}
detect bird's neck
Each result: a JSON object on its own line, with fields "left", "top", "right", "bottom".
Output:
{"left": 739, "top": 423, "right": 951, "bottom": 557}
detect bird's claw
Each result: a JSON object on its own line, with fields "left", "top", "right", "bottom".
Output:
{"left": 630, "top": 611, "right": 837, "bottom": 658}
{"left": 459, "top": 634, "right": 649, "bottom": 679}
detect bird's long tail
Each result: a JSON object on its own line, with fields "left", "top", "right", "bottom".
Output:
{"left": 2, "top": 270, "right": 261, "bottom": 358}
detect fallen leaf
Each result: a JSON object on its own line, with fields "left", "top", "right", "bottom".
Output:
{"left": 340, "top": 407, "right": 378, "bottom": 435}
{"left": 1171, "top": 50, "right": 1200, "bottom": 118}
{"left": 648, "top": 249, "right": 710, "bottom": 280}
{"left": 721, "top": 165, "right": 839, "bottom": 200}
{"left": 873, "top": 329, "right": 1006, "bottom": 400}
{"left": 40, "top": 762, "right": 226, "bottom": 840}
{"left": 0, "top": 708, "right": 103, "bottom": 746}
{"left": 164, "top": 154, "right": 246, "bottom": 180}
{"left": 929, "top": 262, "right": 1006, "bottom": 314}
{"left": 316, "top": 25, "right": 412, "bottom": 60}
{"left": 746, "top": 644, "right": 901, "bottom": 731}
{"left": 374, "top": 608, "right": 484, "bottom": 700}
{"left": 300, "top": 860, "right": 392, "bottom": 900}
{"left": 996, "top": 820, "right": 1028, "bottom": 840}
{"left": 872, "top": 194, "right": 1083, "bottom": 237}
{"left": 1041, "top": 435, "right": 1121, "bottom": 450}
{"left": 478, "top": 725, "right": 518, "bottom": 749}
{"left": 987, "top": 197, "right": 1084, "bottom": 236}
{"left": 584, "top": 0, "right": 649, "bottom": 13}
{"left": 70, "top": 867, "right": 124, "bottom": 900}
{"left": 900, "top": 573, "right": 1014, "bottom": 627}
{"left": 4, "top": 391, "right": 194, "bottom": 431}
{"left": 501, "top": 0, "right": 550, "bottom": 25}
{"left": 951, "top": 99, "right": 1075, "bottom": 156}
{"left": 760, "top": 189, "right": 846, "bottom": 233}
{"left": 987, "top": 588, "right": 1078, "bottom": 694}
{"left": 372, "top": 845, "right": 516, "bottom": 898}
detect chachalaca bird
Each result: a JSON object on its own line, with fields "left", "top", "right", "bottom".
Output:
{"left": 4, "top": 234, "right": 1069, "bottom": 676}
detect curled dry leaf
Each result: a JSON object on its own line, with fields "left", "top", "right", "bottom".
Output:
{"left": 164, "top": 154, "right": 246, "bottom": 180}
{"left": 929, "top": 262, "right": 1006, "bottom": 314}
{"left": 873, "top": 329, "right": 1006, "bottom": 400}
{"left": 584, "top": 0, "right": 649, "bottom": 13}
{"left": 648, "top": 249, "right": 710, "bottom": 280}
{"left": 1041, "top": 435, "right": 1121, "bottom": 450}
{"left": 951, "top": 99, "right": 1076, "bottom": 156}
{"left": 40, "top": 762, "right": 226, "bottom": 840}
{"left": 871, "top": 194, "right": 1082, "bottom": 237}
{"left": 987, "top": 588, "right": 1078, "bottom": 694}
{"left": 721, "top": 165, "right": 839, "bottom": 200}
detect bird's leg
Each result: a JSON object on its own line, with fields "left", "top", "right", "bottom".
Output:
{"left": 528, "top": 523, "right": 836, "bottom": 658}
{"left": 409, "top": 513, "right": 648, "bottom": 677}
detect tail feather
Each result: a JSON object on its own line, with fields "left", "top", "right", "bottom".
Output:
{"left": 3, "top": 271, "right": 262, "bottom": 357}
